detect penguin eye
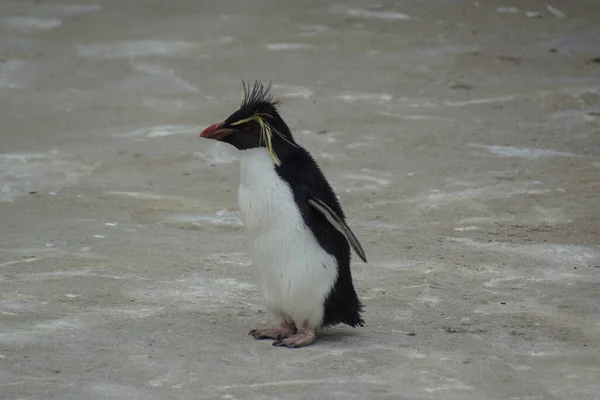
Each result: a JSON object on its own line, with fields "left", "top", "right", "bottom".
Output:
{"left": 242, "top": 124, "right": 251, "bottom": 132}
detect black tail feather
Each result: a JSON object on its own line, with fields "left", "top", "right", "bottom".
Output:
{"left": 322, "top": 275, "right": 364, "bottom": 328}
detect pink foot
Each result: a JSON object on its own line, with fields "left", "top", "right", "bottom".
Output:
{"left": 249, "top": 322, "right": 297, "bottom": 340}
{"left": 273, "top": 328, "right": 316, "bottom": 348}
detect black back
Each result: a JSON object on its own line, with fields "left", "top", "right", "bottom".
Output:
{"left": 275, "top": 147, "right": 364, "bottom": 328}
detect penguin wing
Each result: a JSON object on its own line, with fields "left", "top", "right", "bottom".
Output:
{"left": 308, "top": 197, "right": 368, "bottom": 263}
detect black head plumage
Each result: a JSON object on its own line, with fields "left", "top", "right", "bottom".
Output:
{"left": 200, "top": 81, "right": 297, "bottom": 164}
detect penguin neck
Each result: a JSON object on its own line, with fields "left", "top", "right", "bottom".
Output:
{"left": 239, "top": 141, "right": 294, "bottom": 170}
{"left": 239, "top": 148, "right": 278, "bottom": 186}
{"left": 240, "top": 147, "right": 273, "bottom": 162}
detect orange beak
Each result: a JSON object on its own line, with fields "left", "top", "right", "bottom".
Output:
{"left": 200, "top": 123, "right": 233, "bottom": 140}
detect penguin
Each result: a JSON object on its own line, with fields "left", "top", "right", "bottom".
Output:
{"left": 199, "top": 81, "right": 367, "bottom": 348}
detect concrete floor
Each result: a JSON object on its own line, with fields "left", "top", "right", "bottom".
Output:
{"left": 1, "top": 1, "right": 600, "bottom": 399}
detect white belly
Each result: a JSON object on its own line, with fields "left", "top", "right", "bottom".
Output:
{"left": 237, "top": 148, "right": 337, "bottom": 327}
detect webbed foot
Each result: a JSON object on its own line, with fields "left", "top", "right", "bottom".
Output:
{"left": 249, "top": 322, "right": 297, "bottom": 340}
{"left": 272, "top": 328, "right": 316, "bottom": 348}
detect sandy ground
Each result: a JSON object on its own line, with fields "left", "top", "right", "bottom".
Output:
{"left": 1, "top": 0, "right": 600, "bottom": 399}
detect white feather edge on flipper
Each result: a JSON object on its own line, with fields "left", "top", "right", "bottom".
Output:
{"left": 307, "top": 197, "right": 368, "bottom": 263}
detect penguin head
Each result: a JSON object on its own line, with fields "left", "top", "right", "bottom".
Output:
{"left": 200, "top": 81, "right": 296, "bottom": 165}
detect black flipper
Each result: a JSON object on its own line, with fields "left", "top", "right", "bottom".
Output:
{"left": 307, "top": 197, "right": 367, "bottom": 263}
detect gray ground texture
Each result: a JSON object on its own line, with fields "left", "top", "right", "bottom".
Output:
{"left": 1, "top": 1, "right": 600, "bottom": 399}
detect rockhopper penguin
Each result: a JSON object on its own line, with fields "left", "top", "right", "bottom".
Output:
{"left": 199, "top": 81, "right": 367, "bottom": 348}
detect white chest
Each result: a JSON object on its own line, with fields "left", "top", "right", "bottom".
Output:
{"left": 237, "top": 149, "right": 303, "bottom": 234}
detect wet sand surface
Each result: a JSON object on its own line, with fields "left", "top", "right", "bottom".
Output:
{"left": 1, "top": 1, "right": 599, "bottom": 399}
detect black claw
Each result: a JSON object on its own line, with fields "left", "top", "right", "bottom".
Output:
{"left": 249, "top": 330, "right": 263, "bottom": 340}
{"left": 250, "top": 330, "right": 277, "bottom": 340}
